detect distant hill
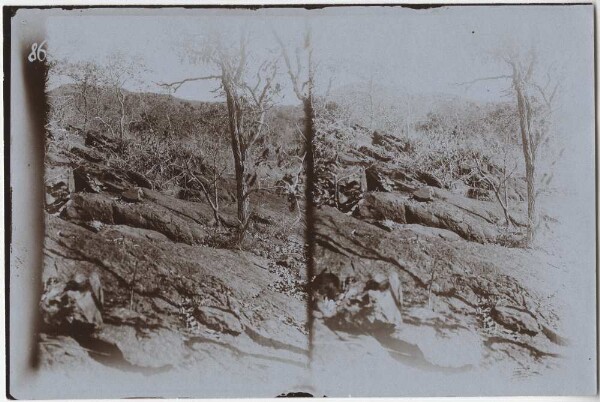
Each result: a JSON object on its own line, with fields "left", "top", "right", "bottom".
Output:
{"left": 48, "top": 84, "right": 304, "bottom": 149}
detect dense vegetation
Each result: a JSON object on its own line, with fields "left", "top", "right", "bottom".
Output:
{"left": 49, "top": 38, "right": 557, "bottom": 249}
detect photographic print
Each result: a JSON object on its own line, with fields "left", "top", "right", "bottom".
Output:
{"left": 6, "top": 4, "right": 596, "bottom": 398}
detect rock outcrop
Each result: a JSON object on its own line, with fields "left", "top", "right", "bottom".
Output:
{"left": 313, "top": 271, "right": 404, "bottom": 333}
{"left": 312, "top": 206, "right": 565, "bottom": 369}
{"left": 40, "top": 129, "right": 308, "bottom": 386}
{"left": 40, "top": 122, "right": 565, "bottom": 384}
{"left": 356, "top": 187, "right": 527, "bottom": 244}
{"left": 43, "top": 211, "right": 308, "bottom": 373}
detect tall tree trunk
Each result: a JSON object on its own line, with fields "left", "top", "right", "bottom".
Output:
{"left": 223, "top": 81, "right": 250, "bottom": 237}
{"left": 525, "top": 161, "right": 536, "bottom": 244}
{"left": 514, "top": 78, "right": 537, "bottom": 245}
{"left": 235, "top": 161, "right": 249, "bottom": 228}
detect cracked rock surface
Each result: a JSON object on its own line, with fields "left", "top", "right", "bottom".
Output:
{"left": 40, "top": 132, "right": 309, "bottom": 397}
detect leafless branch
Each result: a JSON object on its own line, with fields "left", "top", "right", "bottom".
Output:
{"left": 156, "top": 75, "right": 222, "bottom": 92}
{"left": 455, "top": 75, "right": 512, "bottom": 90}
{"left": 274, "top": 31, "right": 305, "bottom": 101}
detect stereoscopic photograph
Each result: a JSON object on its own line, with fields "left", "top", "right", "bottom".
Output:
{"left": 6, "top": 4, "right": 596, "bottom": 398}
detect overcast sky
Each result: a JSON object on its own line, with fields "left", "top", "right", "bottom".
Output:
{"left": 43, "top": 5, "right": 592, "bottom": 106}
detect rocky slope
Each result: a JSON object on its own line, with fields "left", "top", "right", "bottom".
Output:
{"left": 309, "top": 128, "right": 569, "bottom": 385}
{"left": 39, "top": 124, "right": 570, "bottom": 396}
{"left": 40, "top": 129, "right": 309, "bottom": 396}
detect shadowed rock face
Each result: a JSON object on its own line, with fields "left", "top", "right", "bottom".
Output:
{"left": 61, "top": 192, "right": 214, "bottom": 245}
{"left": 306, "top": 126, "right": 561, "bottom": 374}
{"left": 44, "top": 213, "right": 308, "bottom": 369}
{"left": 312, "top": 270, "right": 404, "bottom": 334}
{"left": 41, "top": 133, "right": 309, "bottom": 387}
{"left": 41, "top": 120, "right": 566, "bottom": 386}
{"left": 312, "top": 206, "right": 565, "bottom": 370}
{"left": 356, "top": 187, "right": 527, "bottom": 245}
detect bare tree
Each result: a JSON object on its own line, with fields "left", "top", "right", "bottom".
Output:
{"left": 461, "top": 102, "right": 522, "bottom": 227}
{"left": 53, "top": 53, "right": 145, "bottom": 140}
{"left": 52, "top": 60, "right": 102, "bottom": 131}
{"left": 101, "top": 53, "right": 145, "bottom": 140}
{"left": 460, "top": 47, "right": 558, "bottom": 246}
{"left": 276, "top": 29, "right": 316, "bottom": 199}
{"left": 504, "top": 50, "right": 557, "bottom": 245}
{"left": 162, "top": 33, "right": 279, "bottom": 241}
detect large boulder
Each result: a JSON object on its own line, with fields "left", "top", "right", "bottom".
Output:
{"left": 364, "top": 165, "right": 417, "bottom": 193}
{"left": 71, "top": 163, "right": 153, "bottom": 194}
{"left": 363, "top": 163, "right": 444, "bottom": 193}
{"left": 70, "top": 145, "right": 104, "bottom": 163}
{"left": 61, "top": 192, "right": 211, "bottom": 245}
{"left": 356, "top": 187, "right": 526, "bottom": 244}
{"left": 313, "top": 271, "right": 404, "bottom": 333}
{"left": 40, "top": 272, "right": 104, "bottom": 331}
{"left": 121, "top": 188, "right": 143, "bottom": 203}
{"left": 490, "top": 305, "right": 541, "bottom": 336}
{"left": 413, "top": 187, "right": 434, "bottom": 202}
{"left": 396, "top": 307, "right": 484, "bottom": 368}
{"left": 195, "top": 306, "right": 244, "bottom": 335}
{"left": 371, "top": 131, "right": 412, "bottom": 154}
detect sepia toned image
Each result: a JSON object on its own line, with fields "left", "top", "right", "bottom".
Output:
{"left": 306, "top": 5, "right": 596, "bottom": 396}
{"left": 6, "top": 4, "right": 596, "bottom": 399}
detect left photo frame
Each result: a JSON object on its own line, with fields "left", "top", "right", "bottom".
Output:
{"left": 7, "top": 7, "right": 312, "bottom": 398}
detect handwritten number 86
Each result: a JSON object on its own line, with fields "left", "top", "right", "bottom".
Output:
{"left": 28, "top": 41, "right": 47, "bottom": 62}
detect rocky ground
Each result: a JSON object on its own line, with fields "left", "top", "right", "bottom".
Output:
{"left": 39, "top": 129, "right": 310, "bottom": 397}
{"left": 37, "top": 126, "right": 572, "bottom": 397}
{"left": 309, "top": 129, "right": 572, "bottom": 395}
